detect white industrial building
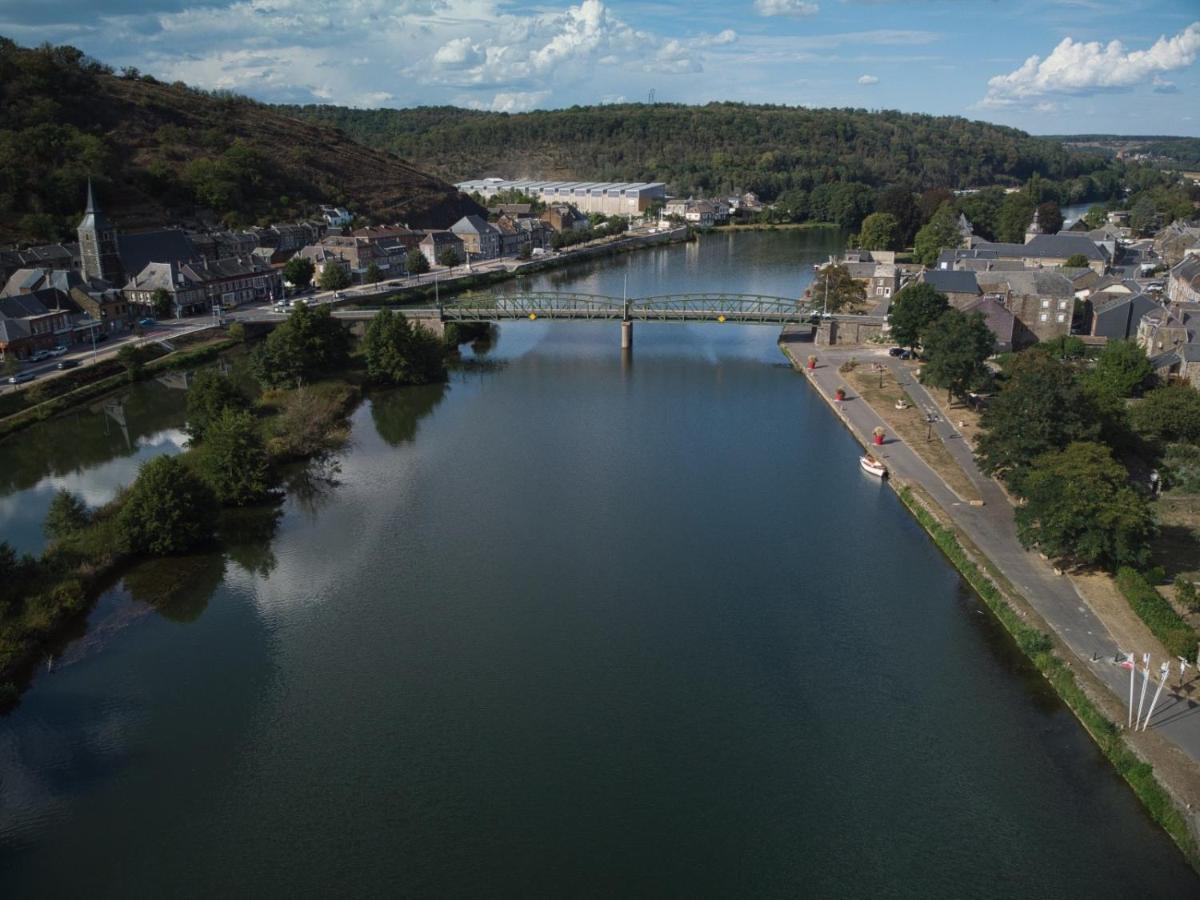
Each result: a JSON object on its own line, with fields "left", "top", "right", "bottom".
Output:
{"left": 456, "top": 178, "right": 667, "bottom": 216}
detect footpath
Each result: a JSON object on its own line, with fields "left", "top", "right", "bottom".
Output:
{"left": 779, "top": 333, "right": 1200, "bottom": 814}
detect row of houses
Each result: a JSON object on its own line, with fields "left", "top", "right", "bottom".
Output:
{"left": 835, "top": 213, "right": 1200, "bottom": 385}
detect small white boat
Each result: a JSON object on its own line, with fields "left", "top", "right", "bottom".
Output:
{"left": 860, "top": 454, "right": 888, "bottom": 478}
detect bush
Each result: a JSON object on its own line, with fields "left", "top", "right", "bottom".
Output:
{"left": 44, "top": 490, "right": 90, "bottom": 542}
{"left": 117, "top": 456, "right": 218, "bottom": 555}
{"left": 362, "top": 307, "right": 447, "bottom": 386}
{"left": 186, "top": 369, "right": 247, "bottom": 443}
{"left": 1174, "top": 575, "right": 1199, "bottom": 614}
{"left": 1116, "top": 567, "right": 1198, "bottom": 661}
{"left": 198, "top": 408, "right": 270, "bottom": 505}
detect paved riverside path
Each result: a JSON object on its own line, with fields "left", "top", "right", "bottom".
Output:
{"left": 781, "top": 337, "right": 1200, "bottom": 762}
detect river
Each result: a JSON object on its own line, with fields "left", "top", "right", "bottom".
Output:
{"left": 0, "top": 230, "right": 1194, "bottom": 896}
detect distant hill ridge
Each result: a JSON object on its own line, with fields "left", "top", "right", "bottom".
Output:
{"left": 279, "top": 101, "right": 1112, "bottom": 200}
{"left": 0, "top": 38, "right": 482, "bottom": 245}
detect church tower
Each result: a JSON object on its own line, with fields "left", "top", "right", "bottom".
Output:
{"left": 1024, "top": 207, "right": 1043, "bottom": 245}
{"left": 77, "top": 178, "right": 124, "bottom": 285}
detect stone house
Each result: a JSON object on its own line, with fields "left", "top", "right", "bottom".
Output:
{"left": 0, "top": 295, "right": 72, "bottom": 359}
{"left": 420, "top": 231, "right": 465, "bottom": 267}
{"left": 541, "top": 204, "right": 589, "bottom": 233}
{"left": 971, "top": 233, "right": 1109, "bottom": 274}
{"left": 1140, "top": 304, "right": 1200, "bottom": 387}
{"left": 920, "top": 269, "right": 981, "bottom": 309}
{"left": 295, "top": 245, "right": 351, "bottom": 283}
{"left": 975, "top": 270, "right": 1074, "bottom": 345}
{"left": 1168, "top": 256, "right": 1200, "bottom": 305}
{"left": 1089, "top": 288, "right": 1160, "bottom": 340}
{"left": 1154, "top": 221, "right": 1200, "bottom": 267}
{"left": 124, "top": 257, "right": 282, "bottom": 317}
{"left": 961, "top": 295, "right": 1017, "bottom": 353}
{"left": 493, "top": 215, "right": 529, "bottom": 256}
{"left": 450, "top": 215, "right": 502, "bottom": 259}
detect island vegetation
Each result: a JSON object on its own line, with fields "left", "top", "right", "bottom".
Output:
{"left": 0, "top": 307, "right": 451, "bottom": 709}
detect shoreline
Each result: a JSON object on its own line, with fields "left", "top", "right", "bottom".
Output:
{"left": 779, "top": 336, "right": 1200, "bottom": 870}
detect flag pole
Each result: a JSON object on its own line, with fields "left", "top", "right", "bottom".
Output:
{"left": 1136, "top": 653, "right": 1152, "bottom": 730}
{"left": 1142, "top": 662, "right": 1172, "bottom": 731}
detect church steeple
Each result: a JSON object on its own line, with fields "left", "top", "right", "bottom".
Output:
{"left": 77, "top": 178, "right": 123, "bottom": 285}
{"left": 1024, "top": 207, "right": 1043, "bottom": 244}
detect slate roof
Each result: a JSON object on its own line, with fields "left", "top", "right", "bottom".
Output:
{"left": 974, "top": 233, "right": 1107, "bottom": 262}
{"left": 0, "top": 318, "right": 32, "bottom": 342}
{"left": 1173, "top": 256, "right": 1200, "bottom": 290}
{"left": 922, "top": 269, "right": 980, "bottom": 295}
{"left": 976, "top": 269, "right": 1074, "bottom": 297}
{"left": 451, "top": 215, "right": 499, "bottom": 236}
{"left": 961, "top": 296, "right": 1015, "bottom": 346}
{"left": 118, "top": 229, "right": 199, "bottom": 276}
{"left": 0, "top": 295, "right": 52, "bottom": 318}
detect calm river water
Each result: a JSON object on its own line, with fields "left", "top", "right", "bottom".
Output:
{"left": 0, "top": 231, "right": 1194, "bottom": 896}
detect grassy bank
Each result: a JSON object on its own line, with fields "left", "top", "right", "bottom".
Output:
{"left": 896, "top": 483, "right": 1200, "bottom": 870}
{"left": 1116, "top": 567, "right": 1199, "bottom": 661}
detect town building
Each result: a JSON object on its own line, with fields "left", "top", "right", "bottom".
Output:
{"left": 970, "top": 233, "right": 1110, "bottom": 274}
{"left": 420, "top": 231, "right": 465, "bottom": 268}
{"left": 920, "top": 269, "right": 981, "bottom": 308}
{"left": 0, "top": 295, "right": 73, "bottom": 360}
{"left": 124, "top": 257, "right": 282, "bottom": 317}
{"left": 541, "top": 204, "right": 589, "bottom": 234}
{"left": 77, "top": 178, "right": 124, "bottom": 286}
{"left": 1169, "top": 256, "right": 1200, "bottom": 305}
{"left": 457, "top": 179, "right": 667, "bottom": 217}
{"left": 450, "top": 215, "right": 502, "bottom": 259}
{"left": 975, "top": 269, "right": 1075, "bottom": 345}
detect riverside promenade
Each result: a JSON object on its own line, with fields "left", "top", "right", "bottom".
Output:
{"left": 780, "top": 332, "right": 1200, "bottom": 800}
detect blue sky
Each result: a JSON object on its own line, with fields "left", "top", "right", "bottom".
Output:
{"left": 1, "top": 0, "right": 1197, "bottom": 134}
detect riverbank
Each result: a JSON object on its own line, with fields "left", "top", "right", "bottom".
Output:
{"left": 780, "top": 336, "right": 1200, "bottom": 869}
{"left": 0, "top": 363, "right": 363, "bottom": 711}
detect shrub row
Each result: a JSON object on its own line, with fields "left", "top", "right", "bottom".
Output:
{"left": 1115, "top": 567, "right": 1198, "bottom": 662}
{"left": 897, "top": 485, "right": 1199, "bottom": 870}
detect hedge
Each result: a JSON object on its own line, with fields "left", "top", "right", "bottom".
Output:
{"left": 1116, "top": 567, "right": 1198, "bottom": 662}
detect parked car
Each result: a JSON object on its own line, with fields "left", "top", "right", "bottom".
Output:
{"left": 7, "top": 372, "right": 36, "bottom": 384}
{"left": 138, "top": 317, "right": 157, "bottom": 327}
{"left": 888, "top": 347, "right": 915, "bottom": 359}
{"left": 30, "top": 350, "right": 51, "bottom": 362}
{"left": 49, "top": 345, "right": 68, "bottom": 357}
{"left": 56, "top": 358, "right": 80, "bottom": 370}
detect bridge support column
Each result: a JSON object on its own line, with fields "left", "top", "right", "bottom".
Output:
{"left": 620, "top": 319, "right": 633, "bottom": 350}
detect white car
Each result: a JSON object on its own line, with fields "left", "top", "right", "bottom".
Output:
{"left": 48, "top": 346, "right": 68, "bottom": 357}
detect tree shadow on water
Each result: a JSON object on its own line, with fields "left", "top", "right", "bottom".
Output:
{"left": 218, "top": 503, "right": 283, "bottom": 578}
{"left": 369, "top": 382, "right": 448, "bottom": 447}
{"left": 123, "top": 551, "right": 226, "bottom": 623}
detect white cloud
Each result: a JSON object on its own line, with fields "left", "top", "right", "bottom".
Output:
{"left": 754, "top": 0, "right": 819, "bottom": 17}
{"left": 857, "top": 74, "right": 878, "bottom": 85}
{"left": 981, "top": 21, "right": 1200, "bottom": 107}
{"left": 433, "top": 37, "right": 483, "bottom": 69}
{"left": 470, "top": 90, "right": 552, "bottom": 112}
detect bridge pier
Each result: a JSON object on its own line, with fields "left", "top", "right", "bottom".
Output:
{"left": 620, "top": 319, "right": 633, "bottom": 350}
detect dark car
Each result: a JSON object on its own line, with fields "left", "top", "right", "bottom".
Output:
{"left": 56, "top": 358, "right": 80, "bottom": 370}
{"left": 7, "top": 372, "right": 36, "bottom": 384}
{"left": 888, "top": 347, "right": 915, "bottom": 359}
{"left": 138, "top": 317, "right": 157, "bottom": 327}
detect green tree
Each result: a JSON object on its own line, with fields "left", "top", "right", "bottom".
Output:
{"left": 186, "top": 369, "right": 247, "bottom": 443}
{"left": 517, "top": 244, "right": 532, "bottom": 261}
{"left": 283, "top": 256, "right": 315, "bottom": 290}
{"left": 874, "top": 186, "right": 921, "bottom": 246}
{"left": 1015, "top": 442, "right": 1156, "bottom": 571}
{"left": 318, "top": 263, "right": 351, "bottom": 291}
{"left": 887, "top": 282, "right": 949, "bottom": 349}
{"left": 436, "top": 247, "right": 461, "bottom": 268}
{"left": 1130, "top": 384, "right": 1200, "bottom": 447}
{"left": 1162, "top": 443, "right": 1200, "bottom": 493}
{"left": 1175, "top": 575, "right": 1200, "bottom": 614}
{"left": 996, "top": 193, "right": 1036, "bottom": 243}
{"left": 912, "top": 204, "right": 961, "bottom": 266}
{"left": 1064, "top": 253, "right": 1090, "bottom": 268}
{"left": 198, "top": 407, "right": 270, "bottom": 506}
{"left": 856, "top": 212, "right": 899, "bottom": 251}
{"left": 253, "top": 303, "right": 351, "bottom": 388}
{"left": 364, "top": 261, "right": 383, "bottom": 284}
{"left": 362, "top": 307, "right": 447, "bottom": 386}
{"left": 809, "top": 264, "right": 866, "bottom": 313}
{"left": 975, "top": 352, "right": 1099, "bottom": 488}
{"left": 44, "top": 489, "right": 90, "bottom": 542}
{"left": 150, "top": 288, "right": 173, "bottom": 320}
{"left": 1129, "top": 196, "right": 1158, "bottom": 236}
{"left": 2, "top": 355, "right": 20, "bottom": 378}
{"left": 118, "top": 456, "right": 218, "bottom": 555}
{"left": 1035, "top": 201, "right": 1063, "bottom": 235}
{"left": 1083, "top": 339, "right": 1153, "bottom": 402}
{"left": 1083, "top": 206, "right": 1107, "bottom": 228}
{"left": 920, "top": 309, "right": 996, "bottom": 403}
{"left": 406, "top": 249, "right": 430, "bottom": 275}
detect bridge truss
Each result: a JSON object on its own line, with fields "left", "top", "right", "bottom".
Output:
{"left": 436, "top": 292, "right": 818, "bottom": 325}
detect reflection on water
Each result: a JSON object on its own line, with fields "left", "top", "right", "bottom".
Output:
{"left": 369, "top": 382, "right": 448, "bottom": 447}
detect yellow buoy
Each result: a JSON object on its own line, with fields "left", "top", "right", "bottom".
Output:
{"left": 528, "top": 313, "right": 537, "bottom": 320}
{"left": 717, "top": 314, "right": 726, "bottom": 323}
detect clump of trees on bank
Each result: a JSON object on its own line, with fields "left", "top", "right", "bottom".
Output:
{"left": 0, "top": 302, "right": 456, "bottom": 709}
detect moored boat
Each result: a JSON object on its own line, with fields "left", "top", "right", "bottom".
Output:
{"left": 860, "top": 454, "right": 888, "bottom": 478}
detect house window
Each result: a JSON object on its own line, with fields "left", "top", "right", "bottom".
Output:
{"left": 1039, "top": 313, "right": 1049, "bottom": 322}
{"left": 1041, "top": 299, "right": 1050, "bottom": 308}
{"left": 1056, "top": 313, "right": 1066, "bottom": 323}
{"left": 884, "top": 288, "right": 892, "bottom": 297}
{"left": 1058, "top": 300, "right": 1068, "bottom": 310}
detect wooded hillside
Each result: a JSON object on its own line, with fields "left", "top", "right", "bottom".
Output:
{"left": 0, "top": 38, "right": 482, "bottom": 244}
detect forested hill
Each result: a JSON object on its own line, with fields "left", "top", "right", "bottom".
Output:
{"left": 0, "top": 38, "right": 482, "bottom": 245}
{"left": 280, "top": 102, "right": 1110, "bottom": 200}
